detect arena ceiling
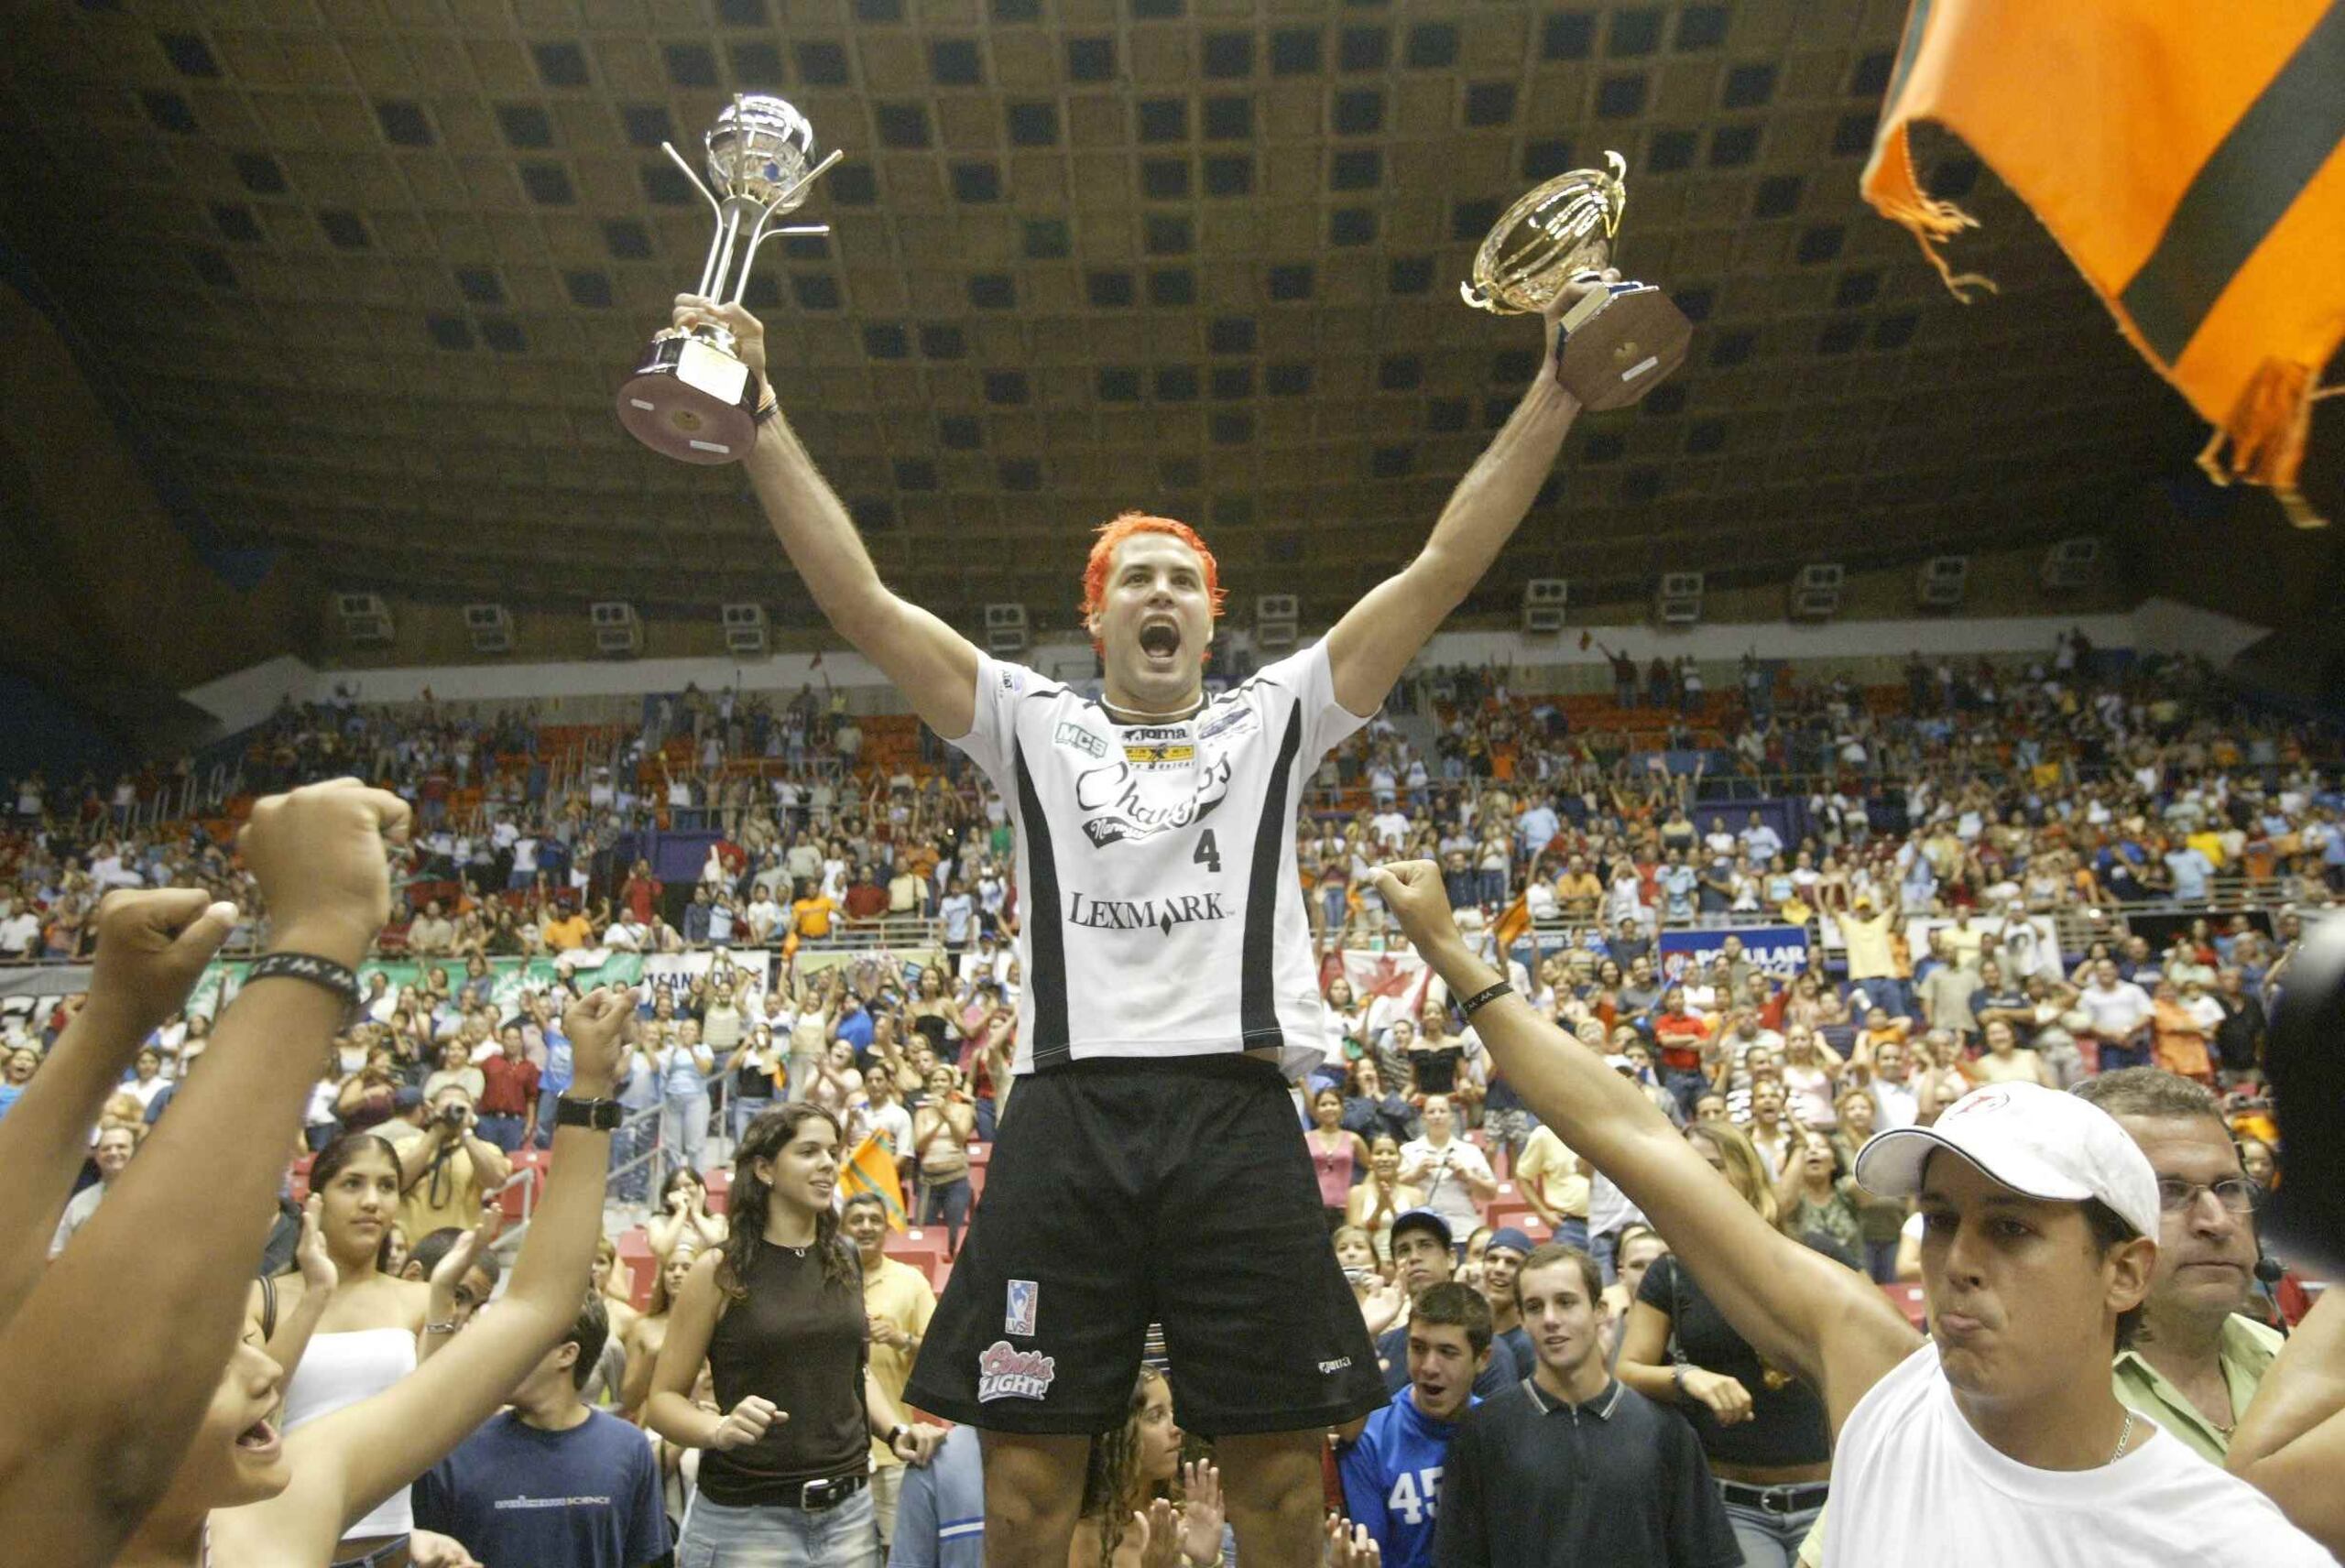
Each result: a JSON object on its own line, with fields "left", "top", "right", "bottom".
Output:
{"left": 0, "top": 0, "right": 2232, "bottom": 635}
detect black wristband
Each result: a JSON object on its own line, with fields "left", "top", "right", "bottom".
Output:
{"left": 243, "top": 952, "right": 361, "bottom": 1018}
{"left": 554, "top": 1095, "right": 623, "bottom": 1131}
{"left": 1459, "top": 980, "right": 1514, "bottom": 1018}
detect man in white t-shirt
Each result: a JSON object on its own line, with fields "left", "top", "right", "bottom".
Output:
{"left": 2077, "top": 958, "right": 2156, "bottom": 1073}
{"left": 1366, "top": 863, "right": 2330, "bottom": 1568}
{"left": 0, "top": 900, "right": 40, "bottom": 958}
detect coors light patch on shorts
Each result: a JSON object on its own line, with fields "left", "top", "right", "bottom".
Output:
{"left": 976, "top": 1341, "right": 1055, "bottom": 1402}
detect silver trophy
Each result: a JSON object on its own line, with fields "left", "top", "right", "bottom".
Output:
{"left": 616, "top": 95, "right": 843, "bottom": 464}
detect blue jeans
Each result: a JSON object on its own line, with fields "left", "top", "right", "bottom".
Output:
{"left": 1551, "top": 1217, "right": 1590, "bottom": 1255}
{"left": 533, "top": 1086, "right": 564, "bottom": 1149}
{"left": 731, "top": 1094, "right": 773, "bottom": 1144}
{"left": 1718, "top": 1486, "right": 1825, "bottom": 1568}
{"left": 1863, "top": 1236, "right": 1899, "bottom": 1284}
{"left": 678, "top": 1487, "right": 878, "bottom": 1568}
{"left": 1857, "top": 977, "right": 1911, "bottom": 1023}
{"left": 661, "top": 1092, "right": 711, "bottom": 1179}
{"left": 1664, "top": 1068, "right": 1710, "bottom": 1120}
{"left": 476, "top": 1112, "right": 527, "bottom": 1154}
{"left": 921, "top": 1174, "right": 972, "bottom": 1256}
{"left": 612, "top": 1108, "right": 655, "bottom": 1203}
{"left": 1592, "top": 1227, "right": 1620, "bottom": 1287}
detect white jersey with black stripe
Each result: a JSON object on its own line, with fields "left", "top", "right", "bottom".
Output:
{"left": 948, "top": 641, "right": 1372, "bottom": 1077}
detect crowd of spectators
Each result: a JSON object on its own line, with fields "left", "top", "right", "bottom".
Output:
{"left": 1300, "top": 640, "right": 2342, "bottom": 949}
{"left": 5, "top": 635, "right": 2343, "bottom": 1564}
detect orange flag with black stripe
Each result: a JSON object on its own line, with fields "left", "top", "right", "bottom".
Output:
{"left": 1863, "top": 0, "right": 2345, "bottom": 526}
{"left": 839, "top": 1129, "right": 908, "bottom": 1232}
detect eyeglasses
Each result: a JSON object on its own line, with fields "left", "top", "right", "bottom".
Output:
{"left": 2155, "top": 1177, "right": 2263, "bottom": 1215}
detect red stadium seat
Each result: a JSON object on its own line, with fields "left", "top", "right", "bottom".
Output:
{"left": 615, "top": 1227, "right": 657, "bottom": 1310}
{"left": 1881, "top": 1282, "right": 1926, "bottom": 1329}
{"left": 704, "top": 1166, "right": 731, "bottom": 1215}
{"left": 290, "top": 1153, "right": 316, "bottom": 1202}
{"left": 497, "top": 1148, "right": 548, "bottom": 1223}
{"left": 884, "top": 1227, "right": 946, "bottom": 1279}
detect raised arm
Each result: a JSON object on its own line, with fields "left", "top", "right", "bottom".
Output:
{"left": 644, "top": 1249, "right": 769, "bottom": 1452}
{"left": 1324, "top": 283, "right": 1604, "bottom": 716}
{"left": 1365, "top": 860, "right": 1918, "bottom": 1437}
{"left": 246, "top": 1196, "right": 344, "bottom": 1390}
{"left": 2228, "top": 1291, "right": 2345, "bottom": 1551}
{"left": 0, "top": 888, "right": 235, "bottom": 1328}
{"left": 231, "top": 988, "right": 631, "bottom": 1553}
{"left": 0, "top": 781, "right": 407, "bottom": 1568}
{"left": 672, "top": 296, "right": 979, "bottom": 738}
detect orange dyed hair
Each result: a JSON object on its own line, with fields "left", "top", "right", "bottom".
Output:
{"left": 1079, "top": 513, "right": 1227, "bottom": 632}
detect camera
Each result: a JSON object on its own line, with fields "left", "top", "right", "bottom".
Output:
{"left": 439, "top": 1102, "right": 470, "bottom": 1128}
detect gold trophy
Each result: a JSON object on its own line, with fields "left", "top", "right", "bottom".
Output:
{"left": 616, "top": 95, "right": 842, "bottom": 464}
{"left": 1461, "top": 151, "right": 1691, "bottom": 411}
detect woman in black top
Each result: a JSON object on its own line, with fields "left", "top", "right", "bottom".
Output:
{"left": 646, "top": 1103, "right": 945, "bottom": 1565}
{"left": 1618, "top": 1120, "right": 1832, "bottom": 1568}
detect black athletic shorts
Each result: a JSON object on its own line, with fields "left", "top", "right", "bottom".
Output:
{"left": 902, "top": 1052, "right": 1388, "bottom": 1436}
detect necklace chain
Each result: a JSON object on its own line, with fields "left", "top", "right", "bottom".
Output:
{"left": 1101, "top": 695, "right": 1203, "bottom": 724}
{"left": 2108, "top": 1409, "right": 2137, "bottom": 1465}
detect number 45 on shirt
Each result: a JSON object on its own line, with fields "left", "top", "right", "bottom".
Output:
{"left": 1386, "top": 1466, "right": 1444, "bottom": 1525}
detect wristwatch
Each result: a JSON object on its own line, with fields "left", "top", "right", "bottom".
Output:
{"left": 887, "top": 1422, "right": 910, "bottom": 1449}
{"left": 553, "top": 1094, "right": 623, "bottom": 1131}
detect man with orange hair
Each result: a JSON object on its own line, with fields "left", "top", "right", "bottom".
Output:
{"left": 666, "top": 277, "right": 1604, "bottom": 1565}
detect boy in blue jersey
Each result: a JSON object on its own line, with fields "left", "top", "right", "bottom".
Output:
{"left": 1340, "top": 1283, "right": 1491, "bottom": 1568}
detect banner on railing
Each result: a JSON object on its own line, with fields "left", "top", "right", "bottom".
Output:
{"left": 1658, "top": 924, "right": 1811, "bottom": 983}
{"left": 180, "top": 949, "right": 774, "bottom": 1025}
{"left": 1899, "top": 914, "right": 2067, "bottom": 983}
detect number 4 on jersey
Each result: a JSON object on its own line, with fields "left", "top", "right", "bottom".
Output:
{"left": 1193, "top": 829, "right": 1222, "bottom": 873}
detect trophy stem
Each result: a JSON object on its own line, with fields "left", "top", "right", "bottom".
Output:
{"left": 694, "top": 208, "right": 730, "bottom": 299}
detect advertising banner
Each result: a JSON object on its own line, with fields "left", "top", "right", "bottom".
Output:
{"left": 1657, "top": 924, "right": 1811, "bottom": 983}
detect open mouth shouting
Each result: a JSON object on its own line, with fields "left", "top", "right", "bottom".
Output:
{"left": 1137, "top": 618, "right": 1183, "bottom": 662}
{"left": 235, "top": 1415, "right": 282, "bottom": 1460}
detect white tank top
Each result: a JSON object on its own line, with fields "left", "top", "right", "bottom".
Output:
{"left": 952, "top": 642, "right": 1371, "bottom": 1077}
{"left": 278, "top": 1326, "right": 418, "bottom": 1540}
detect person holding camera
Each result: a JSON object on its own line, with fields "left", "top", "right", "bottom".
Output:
{"left": 385, "top": 1082, "right": 512, "bottom": 1248}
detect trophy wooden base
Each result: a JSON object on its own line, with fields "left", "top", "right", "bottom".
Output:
{"left": 1554, "top": 283, "right": 1692, "bottom": 411}
{"left": 616, "top": 332, "right": 759, "bottom": 464}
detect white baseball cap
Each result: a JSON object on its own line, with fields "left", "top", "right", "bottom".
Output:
{"left": 1853, "top": 1082, "right": 2162, "bottom": 1241}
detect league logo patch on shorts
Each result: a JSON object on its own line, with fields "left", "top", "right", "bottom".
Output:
{"left": 1006, "top": 1279, "right": 1038, "bottom": 1337}
{"left": 976, "top": 1340, "right": 1056, "bottom": 1403}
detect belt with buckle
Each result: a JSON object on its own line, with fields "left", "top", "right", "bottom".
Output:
{"left": 787, "top": 1471, "right": 868, "bottom": 1511}
{"left": 1717, "top": 1479, "right": 1830, "bottom": 1515}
